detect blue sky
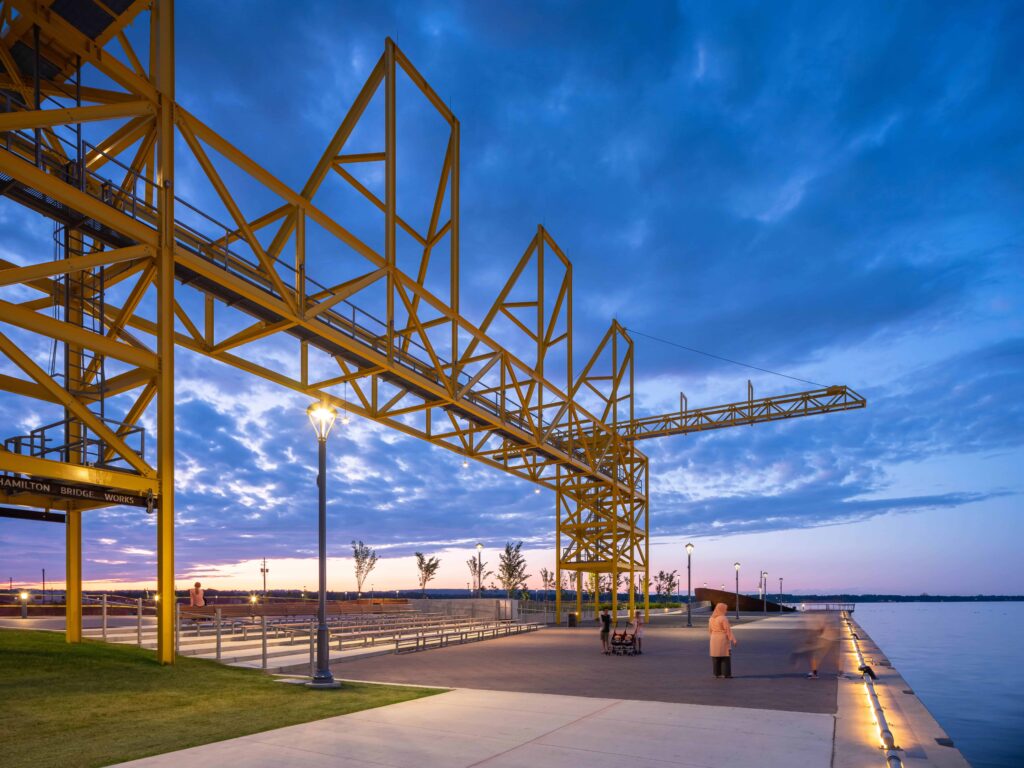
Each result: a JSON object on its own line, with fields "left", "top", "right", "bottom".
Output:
{"left": 1, "top": 1, "right": 1022, "bottom": 595}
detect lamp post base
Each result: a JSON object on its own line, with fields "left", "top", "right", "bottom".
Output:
{"left": 307, "top": 677, "right": 342, "bottom": 690}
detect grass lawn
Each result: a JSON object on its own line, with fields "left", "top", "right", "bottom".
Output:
{"left": 0, "top": 628, "right": 443, "bottom": 767}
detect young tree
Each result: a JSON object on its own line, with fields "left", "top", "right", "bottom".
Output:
{"left": 351, "top": 540, "right": 378, "bottom": 595}
{"left": 653, "top": 569, "right": 678, "bottom": 601}
{"left": 539, "top": 567, "right": 552, "bottom": 602}
{"left": 415, "top": 552, "right": 441, "bottom": 597}
{"left": 497, "top": 541, "right": 531, "bottom": 598}
{"left": 667, "top": 570, "right": 680, "bottom": 600}
{"left": 466, "top": 556, "right": 492, "bottom": 595}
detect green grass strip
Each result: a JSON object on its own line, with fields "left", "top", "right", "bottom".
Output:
{"left": 0, "top": 628, "right": 443, "bottom": 768}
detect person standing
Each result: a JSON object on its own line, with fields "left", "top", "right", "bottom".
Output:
{"left": 189, "top": 581, "right": 205, "bottom": 608}
{"left": 709, "top": 602, "right": 737, "bottom": 678}
{"left": 598, "top": 607, "right": 612, "bottom": 654}
{"left": 631, "top": 609, "right": 645, "bottom": 654}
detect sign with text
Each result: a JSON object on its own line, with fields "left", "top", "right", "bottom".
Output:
{"left": 0, "top": 474, "right": 153, "bottom": 508}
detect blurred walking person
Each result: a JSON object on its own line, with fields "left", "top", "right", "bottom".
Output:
{"left": 709, "top": 602, "right": 737, "bottom": 678}
{"left": 792, "top": 613, "right": 840, "bottom": 678}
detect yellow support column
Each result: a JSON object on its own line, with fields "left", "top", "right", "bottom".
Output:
{"left": 65, "top": 509, "right": 81, "bottom": 642}
{"left": 154, "top": 0, "right": 176, "bottom": 665}
{"left": 643, "top": 572, "right": 650, "bottom": 623}
{"left": 611, "top": 563, "right": 619, "bottom": 627}
{"left": 575, "top": 570, "right": 582, "bottom": 623}
{"left": 554, "top": 479, "right": 562, "bottom": 625}
{"left": 554, "top": 560, "right": 562, "bottom": 626}
{"left": 627, "top": 570, "right": 635, "bottom": 620}
{"left": 643, "top": 468, "right": 650, "bottom": 623}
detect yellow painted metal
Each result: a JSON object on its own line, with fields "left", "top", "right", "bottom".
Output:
{"left": 0, "top": 450, "right": 158, "bottom": 494}
{"left": 0, "top": 245, "right": 151, "bottom": 287}
{"left": 0, "top": 331, "right": 155, "bottom": 478}
{"left": 65, "top": 509, "right": 82, "bottom": 643}
{"left": 0, "top": 100, "right": 154, "bottom": 132}
{"left": 622, "top": 385, "right": 867, "bottom": 441}
{"left": 0, "top": 299, "right": 158, "bottom": 371}
{"left": 575, "top": 571, "right": 582, "bottom": 622}
{"left": 0, "top": 0, "right": 866, "bottom": 650}
{"left": 154, "top": 0, "right": 177, "bottom": 666}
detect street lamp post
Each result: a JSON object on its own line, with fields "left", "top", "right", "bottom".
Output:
{"left": 476, "top": 542, "right": 483, "bottom": 597}
{"left": 685, "top": 542, "right": 694, "bottom": 628}
{"left": 307, "top": 402, "right": 341, "bottom": 689}
{"left": 779, "top": 577, "right": 783, "bottom": 606}
{"left": 733, "top": 563, "right": 740, "bottom": 620}
{"left": 20, "top": 590, "right": 28, "bottom": 619}
{"left": 761, "top": 571, "right": 767, "bottom": 614}
{"left": 260, "top": 558, "right": 269, "bottom": 603}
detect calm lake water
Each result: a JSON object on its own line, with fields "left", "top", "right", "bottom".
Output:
{"left": 854, "top": 602, "right": 1024, "bottom": 768}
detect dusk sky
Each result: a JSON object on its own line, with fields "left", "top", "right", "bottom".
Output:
{"left": 1, "top": 1, "right": 1021, "bottom": 596}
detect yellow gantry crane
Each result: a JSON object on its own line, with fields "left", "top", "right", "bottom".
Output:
{"left": 0, "top": 0, "right": 863, "bottom": 662}
{"left": 552, "top": 324, "right": 865, "bottom": 622}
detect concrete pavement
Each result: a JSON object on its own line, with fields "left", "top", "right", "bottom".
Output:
{"left": 111, "top": 687, "right": 835, "bottom": 768}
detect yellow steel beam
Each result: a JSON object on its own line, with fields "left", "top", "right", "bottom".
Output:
{"left": 9, "top": 0, "right": 158, "bottom": 101}
{"left": 65, "top": 509, "right": 82, "bottom": 643}
{"left": 0, "top": 449, "right": 157, "bottom": 494}
{"left": 85, "top": 115, "right": 154, "bottom": 171}
{"left": 104, "top": 367, "right": 155, "bottom": 397}
{"left": 0, "top": 148, "right": 159, "bottom": 246}
{"left": 0, "top": 299, "right": 158, "bottom": 371}
{"left": 0, "top": 77, "right": 139, "bottom": 104}
{"left": 304, "top": 268, "right": 386, "bottom": 319}
{"left": 154, "top": 0, "right": 176, "bottom": 666}
{"left": 176, "top": 117, "right": 297, "bottom": 315}
{"left": 0, "top": 100, "right": 154, "bottom": 132}
{"left": 0, "top": 244, "right": 152, "bottom": 287}
{"left": 0, "top": 492, "right": 107, "bottom": 512}
{"left": 103, "top": 381, "right": 157, "bottom": 464}
{"left": 212, "top": 319, "right": 295, "bottom": 354}
{"left": 622, "top": 385, "right": 867, "bottom": 440}
{"left": 0, "top": 329, "right": 156, "bottom": 477}
{"left": 0, "top": 372, "right": 60, "bottom": 403}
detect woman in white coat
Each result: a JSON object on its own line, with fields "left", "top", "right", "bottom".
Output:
{"left": 708, "top": 602, "right": 737, "bottom": 678}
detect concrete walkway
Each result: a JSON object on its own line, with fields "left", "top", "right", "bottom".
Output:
{"left": 111, "top": 687, "right": 835, "bottom": 768}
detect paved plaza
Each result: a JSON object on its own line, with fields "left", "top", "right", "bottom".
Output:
{"left": 13, "top": 612, "right": 861, "bottom": 767}
{"left": 304, "top": 614, "right": 838, "bottom": 715}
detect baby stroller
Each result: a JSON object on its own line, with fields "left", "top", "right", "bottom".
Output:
{"left": 610, "top": 627, "right": 637, "bottom": 656}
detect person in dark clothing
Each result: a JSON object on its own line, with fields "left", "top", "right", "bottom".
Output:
{"left": 598, "top": 608, "right": 612, "bottom": 654}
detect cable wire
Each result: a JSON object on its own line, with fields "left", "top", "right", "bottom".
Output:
{"left": 623, "top": 327, "right": 825, "bottom": 388}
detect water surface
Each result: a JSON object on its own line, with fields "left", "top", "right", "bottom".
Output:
{"left": 855, "top": 602, "right": 1024, "bottom": 768}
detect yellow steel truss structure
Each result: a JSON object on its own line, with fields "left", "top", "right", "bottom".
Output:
{"left": 0, "top": 0, "right": 651, "bottom": 659}
{"left": 0, "top": 1, "right": 864, "bottom": 661}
